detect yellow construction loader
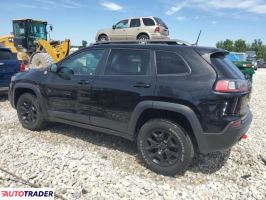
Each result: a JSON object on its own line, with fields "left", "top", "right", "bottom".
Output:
{"left": 0, "top": 19, "right": 70, "bottom": 67}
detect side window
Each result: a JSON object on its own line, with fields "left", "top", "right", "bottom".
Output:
{"left": 142, "top": 18, "right": 155, "bottom": 26}
{"left": 156, "top": 51, "right": 189, "bottom": 75}
{"left": 60, "top": 49, "right": 104, "bottom": 76}
{"left": 105, "top": 49, "right": 150, "bottom": 75}
{"left": 130, "top": 19, "right": 141, "bottom": 28}
{"left": 0, "top": 50, "right": 16, "bottom": 60}
{"left": 115, "top": 20, "right": 129, "bottom": 29}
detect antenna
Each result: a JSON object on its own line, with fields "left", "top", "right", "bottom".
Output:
{"left": 195, "top": 30, "right": 202, "bottom": 46}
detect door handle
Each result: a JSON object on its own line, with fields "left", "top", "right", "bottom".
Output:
{"left": 0, "top": 63, "right": 4, "bottom": 66}
{"left": 133, "top": 83, "right": 151, "bottom": 88}
{"left": 78, "top": 80, "right": 90, "bottom": 85}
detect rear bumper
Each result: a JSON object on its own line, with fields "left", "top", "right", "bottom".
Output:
{"left": 150, "top": 34, "right": 169, "bottom": 40}
{"left": 198, "top": 109, "right": 253, "bottom": 153}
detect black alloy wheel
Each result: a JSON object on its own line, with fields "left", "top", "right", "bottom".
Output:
{"left": 137, "top": 119, "right": 194, "bottom": 176}
{"left": 145, "top": 129, "right": 181, "bottom": 167}
{"left": 19, "top": 99, "right": 37, "bottom": 124}
{"left": 17, "top": 93, "right": 47, "bottom": 131}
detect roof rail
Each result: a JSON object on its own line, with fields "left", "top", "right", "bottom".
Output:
{"left": 92, "top": 39, "right": 191, "bottom": 46}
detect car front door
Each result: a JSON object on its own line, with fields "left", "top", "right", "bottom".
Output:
{"left": 127, "top": 18, "right": 141, "bottom": 40}
{"left": 89, "top": 48, "right": 156, "bottom": 134}
{"left": 45, "top": 48, "right": 106, "bottom": 124}
{"left": 109, "top": 19, "right": 128, "bottom": 40}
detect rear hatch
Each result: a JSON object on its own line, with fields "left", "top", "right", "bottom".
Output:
{"left": 195, "top": 47, "right": 251, "bottom": 117}
{"left": 0, "top": 48, "right": 20, "bottom": 86}
{"left": 154, "top": 17, "right": 169, "bottom": 36}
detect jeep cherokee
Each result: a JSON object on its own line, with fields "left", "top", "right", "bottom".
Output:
{"left": 9, "top": 40, "right": 253, "bottom": 176}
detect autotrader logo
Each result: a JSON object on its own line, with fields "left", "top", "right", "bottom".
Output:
{"left": 0, "top": 188, "right": 54, "bottom": 199}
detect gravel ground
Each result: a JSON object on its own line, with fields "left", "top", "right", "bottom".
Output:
{"left": 0, "top": 69, "right": 266, "bottom": 200}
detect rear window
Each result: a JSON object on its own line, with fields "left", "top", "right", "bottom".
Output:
{"left": 142, "top": 18, "right": 155, "bottom": 26}
{"left": 154, "top": 17, "right": 168, "bottom": 29}
{"left": 0, "top": 50, "right": 16, "bottom": 60}
{"left": 156, "top": 51, "right": 190, "bottom": 75}
{"left": 211, "top": 54, "right": 245, "bottom": 79}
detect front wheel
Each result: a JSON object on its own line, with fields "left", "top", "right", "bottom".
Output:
{"left": 137, "top": 119, "right": 194, "bottom": 176}
{"left": 17, "top": 93, "right": 47, "bottom": 131}
{"left": 98, "top": 34, "right": 109, "bottom": 42}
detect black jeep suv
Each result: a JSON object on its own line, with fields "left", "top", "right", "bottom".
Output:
{"left": 9, "top": 40, "right": 252, "bottom": 176}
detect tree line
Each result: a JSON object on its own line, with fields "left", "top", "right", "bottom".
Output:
{"left": 216, "top": 39, "right": 266, "bottom": 60}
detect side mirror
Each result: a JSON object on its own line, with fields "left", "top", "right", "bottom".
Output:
{"left": 49, "top": 25, "right": 53, "bottom": 32}
{"left": 112, "top": 25, "right": 115, "bottom": 29}
{"left": 50, "top": 64, "right": 58, "bottom": 72}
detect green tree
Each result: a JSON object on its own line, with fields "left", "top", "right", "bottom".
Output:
{"left": 216, "top": 39, "right": 234, "bottom": 51}
{"left": 216, "top": 41, "right": 224, "bottom": 49}
{"left": 216, "top": 38, "right": 266, "bottom": 61}
{"left": 234, "top": 39, "right": 247, "bottom": 52}
{"left": 251, "top": 39, "right": 264, "bottom": 59}
{"left": 82, "top": 40, "right": 88, "bottom": 47}
{"left": 223, "top": 39, "right": 234, "bottom": 51}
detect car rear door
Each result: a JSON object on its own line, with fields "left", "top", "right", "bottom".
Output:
{"left": 89, "top": 48, "right": 156, "bottom": 134}
{"left": 127, "top": 18, "right": 141, "bottom": 40}
{"left": 0, "top": 49, "right": 20, "bottom": 88}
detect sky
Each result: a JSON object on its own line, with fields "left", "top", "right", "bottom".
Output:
{"left": 0, "top": 0, "right": 266, "bottom": 47}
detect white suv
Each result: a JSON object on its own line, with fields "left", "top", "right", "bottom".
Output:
{"left": 95, "top": 16, "right": 169, "bottom": 41}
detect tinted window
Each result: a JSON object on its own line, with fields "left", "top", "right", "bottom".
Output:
{"left": 115, "top": 20, "right": 129, "bottom": 29}
{"left": 154, "top": 17, "right": 168, "bottom": 29}
{"left": 211, "top": 54, "right": 245, "bottom": 79}
{"left": 130, "top": 19, "right": 141, "bottom": 28}
{"left": 61, "top": 49, "right": 104, "bottom": 76}
{"left": 0, "top": 50, "right": 16, "bottom": 60}
{"left": 13, "top": 22, "right": 25, "bottom": 37}
{"left": 142, "top": 18, "right": 155, "bottom": 26}
{"left": 156, "top": 51, "right": 189, "bottom": 74}
{"left": 105, "top": 49, "right": 150, "bottom": 75}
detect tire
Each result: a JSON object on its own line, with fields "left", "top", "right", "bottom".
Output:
{"left": 16, "top": 93, "right": 47, "bottom": 131}
{"left": 137, "top": 119, "right": 194, "bottom": 176}
{"left": 30, "top": 53, "right": 54, "bottom": 68}
{"left": 98, "top": 34, "right": 109, "bottom": 42}
{"left": 137, "top": 34, "right": 150, "bottom": 40}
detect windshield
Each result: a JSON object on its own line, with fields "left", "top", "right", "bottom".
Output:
{"left": 29, "top": 22, "right": 47, "bottom": 40}
{"left": 13, "top": 22, "right": 26, "bottom": 37}
{"left": 154, "top": 17, "right": 168, "bottom": 29}
{"left": 226, "top": 53, "right": 246, "bottom": 62}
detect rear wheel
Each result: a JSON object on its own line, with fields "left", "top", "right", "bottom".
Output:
{"left": 30, "top": 53, "right": 54, "bottom": 68}
{"left": 137, "top": 119, "right": 194, "bottom": 176}
{"left": 17, "top": 93, "right": 47, "bottom": 131}
{"left": 137, "top": 34, "right": 150, "bottom": 40}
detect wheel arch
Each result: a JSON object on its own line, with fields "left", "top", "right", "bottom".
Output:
{"left": 13, "top": 83, "right": 49, "bottom": 119}
{"left": 97, "top": 33, "right": 109, "bottom": 41}
{"left": 136, "top": 32, "right": 151, "bottom": 40}
{"left": 129, "top": 101, "right": 205, "bottom": 150}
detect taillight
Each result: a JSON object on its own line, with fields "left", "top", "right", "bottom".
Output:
{"left": 243, "top": 63, "right": 252, "bottom": 67}
{"left": 20, "top": 63, "right": 25, "bottom": 72}
{"left": 155, "top": 26, "right": 160, "bottom": 33}
{"left": 214, "top": 80, "right": 249, "bottom": 93}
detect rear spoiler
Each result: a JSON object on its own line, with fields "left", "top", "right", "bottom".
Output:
{"left": 194, "top": 47, "right": 228, "bottom": 64}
